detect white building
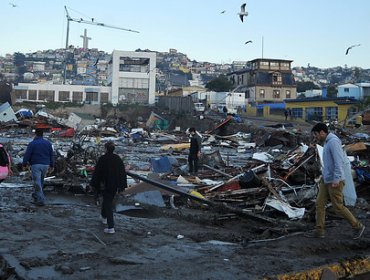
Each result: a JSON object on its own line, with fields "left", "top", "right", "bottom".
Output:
{"left": 108, "top": 50, "right": 156, "bottom": 105}
{"left": 11, "top": 50, "right": 157, "bottom": 106}
{"left": 191, "top": 91, "right": 246, "bottom": 110}
{"left": 12, "top": 83, "right": 111, "bottom": 104}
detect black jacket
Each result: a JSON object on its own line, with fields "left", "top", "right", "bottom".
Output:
{"left": 189, "top": 134, "right": 202, "bottom": 154}
{"left": 90, "top": 152, "right": 127, "bottom": 193}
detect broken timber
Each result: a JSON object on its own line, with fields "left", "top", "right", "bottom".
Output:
{"left": 127, "top": 171, "right": 276, "bottom": 224}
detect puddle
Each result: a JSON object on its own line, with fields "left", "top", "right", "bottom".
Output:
{"left": 0, "top": 183, "right": 31, "bottom": 188}
{"left": 27, "top": 266, "right": 61, "bottom": 279}
{"left": 116, "top": 205, "right": 158, "bottom": 218}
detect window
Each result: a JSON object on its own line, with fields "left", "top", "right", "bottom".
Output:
{"left": 86, "top": 92, "right": 98, "bottom": 102}
{"left": 259, "top": 89, "right": 265, "bottom": 98}
{"left": 292, "top": 108, "right": 303, "bottom": 119}
{"left": 259, "top": 61, "right": 269, "bottom": 69}
{"left": 72, "top": 91, "right": 83, "bottom": 102}
{"left": 39, "top": 90, "right": 55, "bottom": 101}
{"left": 119, "top": 57, "right": 150, "bottom": 73}
{"left": 270, "top": 62, "right": 279, "bottom": 69}
{"left": 100, "top": 92, "right": 109, "bottom": 103}
{"left": 15, "top": 89, "right": 27, "bottom": 99}
{"left": 281, "top": 63, "right": 290, "bottom": 69}
{"left": 118, "top": 87, "right": 149, "bottom": 104}
{"left": 306, "top": 107, "right": 323, "bottom": 121}
{"left": 29, "top": 90, "right": 37, "bottom": 100}
{"left": 344, "top": 88, "right": 349, "bottom": 92}
{"left": 59, "top": 91, "right": 70, "bottom": 102}
{"left": 326, "top": 107, "right": 338, "bottom": 120}
{"left": 273, "top": 90, "right": 280, "bottom": 99}
{"left": 272, "top": 73, "right": 282, "bottom": 85}
{"left": 286, "top": 90, "right": 291, "bottom": 98}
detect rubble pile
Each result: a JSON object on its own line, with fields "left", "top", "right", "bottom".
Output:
{"left": 1, "top": 106, "right": 369, "bottom": 235}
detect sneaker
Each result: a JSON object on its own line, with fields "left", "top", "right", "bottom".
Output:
{"left": 104, "top": 228, "right": 115, "bottom": 234}
{"left": 31, "top": 201, "right": 45, "bottom": 207}
{"left": 353, "top": 225, "right": 365, "bottom": 240}
{"left": 101, "top": 217, "right": 107, "bottom": 225}
{"left": 304, "top": 230, "right": 325, "bottom": 238}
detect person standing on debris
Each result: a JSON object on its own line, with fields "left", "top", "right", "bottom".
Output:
{"left": 188, "top": 127, "right": 202, "bottom": 175}
{"left": 22, "top": 128, "right": 54, "bottom": 206}
{"left": 90, "top": 141, "right": 127, "bottom": 234}
{"left": 307, "top": 123, "right": 365, "bottom": 239}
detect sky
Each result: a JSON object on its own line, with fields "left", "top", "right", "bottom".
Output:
{"left": 1, "top": 0, "right": 370, "bottom": 69}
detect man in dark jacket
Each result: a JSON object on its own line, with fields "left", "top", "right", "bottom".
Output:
{"left": 90, "top": 141, "right": 127, "bottom": 234}
{"left": 188, "top": 127, "right": 202, "bottom": 175}
{"left": 23, "top": 128, "right": 54, "bottom": 206}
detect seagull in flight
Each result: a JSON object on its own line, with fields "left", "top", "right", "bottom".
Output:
{"left": 9, "top": 2, "right": 17, "bottom": 7}
{"left": 238, "top": 3, "right": 248, "bottom": 22}
{"left": 245, "top": 40, "right": 253, "bottom": 44}
{"left": 220, "top": 10, "right": 226, "bottom": 14}
{"left": 345, "top": 44, "right": 361, "bottom": 55}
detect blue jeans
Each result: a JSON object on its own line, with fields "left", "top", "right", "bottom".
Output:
{"left": 31, "top": 164, "right": 49, "bottom": 203}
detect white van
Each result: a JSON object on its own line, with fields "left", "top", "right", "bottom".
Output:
{"left": 194, "top": 102, "right": 205, "bottom": 112}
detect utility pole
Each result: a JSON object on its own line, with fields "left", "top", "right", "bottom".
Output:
{"left": 63, "top": 6, "right": 140, "bottom": 84}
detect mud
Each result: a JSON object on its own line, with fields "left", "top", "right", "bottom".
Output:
{"left": 1, "top": 183, "right": 369, "bottom": 280}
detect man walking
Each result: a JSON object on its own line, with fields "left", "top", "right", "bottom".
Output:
{"left": 188, "top": 127, "right": 202, "bottom": 175}
{"left": 308, "top": 123, "right": 365, "bottom": 239}
{"left": 23, "top": 128, "right": 54, "bottom": 206}
{"left": 90, "top": 141, "right": 127, "bottom": 234}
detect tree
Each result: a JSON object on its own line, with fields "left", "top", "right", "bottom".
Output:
{"left": 296, "top": 81, "right": 320, "bottom": 93}
{"left": 13, "top": 52, "right": 27, "bottom": 81}
{"left": 326, "top": 85, "right": 337, "bottom": 98}
{"left": 205, "top": 75, "right": 233, "bottom": 92}
{"left": 352, "top": 67, "right": 362, "bottom": 83}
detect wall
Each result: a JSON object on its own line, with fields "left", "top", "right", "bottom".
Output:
{"left": 337, "top": 84, "right": 360, "bottom": 99}
{"left": 157, "top": 95, "right": 194, "bottom": 114}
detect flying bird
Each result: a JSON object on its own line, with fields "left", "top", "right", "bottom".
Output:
{"left": 345, "top": 44, "right": 361, "bottom": 55}
{"left": 9, "top": 2, "right": 17, "bottom": 7}
{"left": 220, "top": 10, "right": 226, "bottom": 14}
{"left": 238, "top": 3, "right": 248, "bottom": 22}
{"left": 245, "top": 40, "right": 253, "bottom": 44}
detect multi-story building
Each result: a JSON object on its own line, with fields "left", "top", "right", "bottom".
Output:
{"left": 108, "top": 50, "right": 156, "bottom": 104}
{"left": 228, "top": 58, "right": 297, "bottom": 103}
{"left": 11, "top": 50, "right": 157, "bottom": 106}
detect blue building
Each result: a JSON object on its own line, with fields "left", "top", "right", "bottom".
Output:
{"left": 337, "top": 83, "right": 370, "bottom": 100}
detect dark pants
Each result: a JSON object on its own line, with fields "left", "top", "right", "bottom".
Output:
{"left": 101, "top": 191, "right": 116, "bottom": 228}
{"left": 188, "top": 153, "right": 199, "bottom": 173}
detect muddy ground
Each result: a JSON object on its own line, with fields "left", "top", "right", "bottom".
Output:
{"left": 1, "top": 180, "right": 370, "bottom": 280}
{"left": 1, "top": 117, "right": 370, "bottom": 280}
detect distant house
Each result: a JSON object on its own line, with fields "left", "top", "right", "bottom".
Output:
{"left": 297, "top": 89, "right": 322, "bottom": 98}
{"left": 227, "top": 58, "right": 297, "bottom": 103}
{"left": 337, "top": 83, "right": 370, "bottom": 100}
